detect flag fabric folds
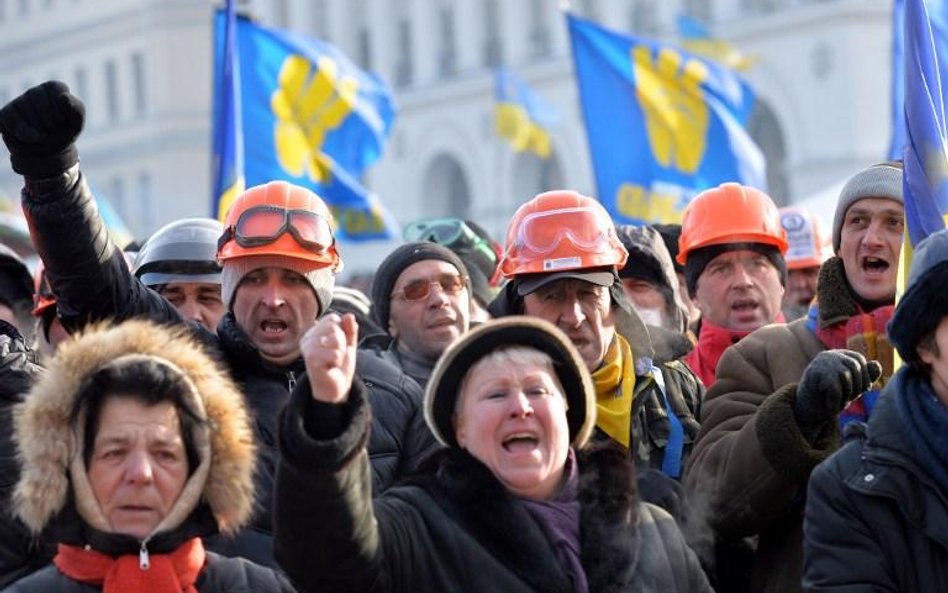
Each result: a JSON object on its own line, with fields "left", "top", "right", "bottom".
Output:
{"left": 211, "top": 0, "right": 245, "bottom": 222}
{"left": 211, "top": 7, "right": 398, "bottom": 240}
{"left": 901, "top": 0, "right": 948, "bottom": 249}
{"left": 676, "top": 14, "right": 756, "bottom": 71}
{"left": 567, "top": 13, "right": 765, "bottom": 226}
{"left": 494, "top": 68, "right": 558, "bottom": 158}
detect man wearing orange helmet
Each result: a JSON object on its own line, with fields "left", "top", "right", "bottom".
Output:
{"left": 676, "top": 183, "right": 790, "bottom": 387}
{"left": 684, "top": 164, "right": 904, "bottom": 593}
{"left": 779, "top": 206, "right": 832, "bottom": 321}
{"left": 0, "top": 81, "right": 436, "bottom": 570}
{"left": 488, "top": 190, "right": 703, "bottom": 498}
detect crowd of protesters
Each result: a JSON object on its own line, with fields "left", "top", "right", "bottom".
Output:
{"left": 0, "top": 80, "right": 942, "bottom": 593}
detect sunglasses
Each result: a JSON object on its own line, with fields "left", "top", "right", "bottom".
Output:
{"left": 391, "top": 273, "right": 467, "bottom": 301}
{"left": 218, "top": 205, "right": 335, "bottom": 253}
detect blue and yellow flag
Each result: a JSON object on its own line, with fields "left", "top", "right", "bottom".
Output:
{"left": 567, "top": 13, "right": 765, "bottom": 226}
{"left": 211, "top": 8, "right": 398, "bottom": 240}
{"left": 211, "top": 0, "right": 245, "bottom": 222}
{"left": 676, "top": 14, "right": 756, "bottom": 71}
{"left": 494, "top": 69, "right": 558, "bottom": 159}
{"left": 902, "top": 0, "right": 948, "bottom": 249}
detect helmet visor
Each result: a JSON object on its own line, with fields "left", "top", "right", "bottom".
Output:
{"left": 516, "top": 206, "right": 615, "bottom": 255}
{"left": 222, "top": 205, "right": 335, "bottom": 253}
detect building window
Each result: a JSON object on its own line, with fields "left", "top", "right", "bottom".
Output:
{"left": 630, "top": 0, "right": 658, "bottom": 35}
{"left": 395, "top": 17, "right": 413, "bottom": 86}
{"left": 438, "top": 6, "right": 457, "bottom": 78}
{"left": 105, "top": 60, "right": 119, "bottom": 122}
{"left": 74, "top": 66, "right": 88, "bottom": 102}
{"left": 741, "top": 0, "right": 779, "bottom": 15}
{"left": 0, "top": 0, "right": 6, "bottom": 23}
{"left": 137, "top": 171, "right": 153, "bottom": 230}
{"left": 18, "top": 0, "right": 28, "bottom": 17}
{"left": 529, "top": 0, "right": 550, "bottom": 58}
{"left": 580, "top": 0, "right": 599, "bottom": 21}
{"left": 131, "top": 52, "right": 146, "bottom": 117}
{"left": 356, "top": 24, "right": 372, "bottom": 70}
{"left": 683, "top": 0, "right": 711, "bottom": 23}
{"left": 110, "top": 175, "right": 126, "bottom": 221}
{"left": 483, "top": 0, "right": 503, "bottom": 67}
{"left": 310, "top": 0, "right": 327, "bottom": 39}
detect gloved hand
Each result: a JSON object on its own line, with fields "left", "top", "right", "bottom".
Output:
{"left": 794, "top": 349, "right": 882, "bottom": 441}
{"left": 637, "top": 469, "right": 690, "bottom": 525}
{"left": 0, "top": 80, "right": 85, "bottom": 178}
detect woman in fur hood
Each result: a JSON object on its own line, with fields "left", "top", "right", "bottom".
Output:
{"left": 3, "top": 319, "right": 294, "bottom": 593}
{"left": 273, "top": 314, "right": 711, "bottom": 593}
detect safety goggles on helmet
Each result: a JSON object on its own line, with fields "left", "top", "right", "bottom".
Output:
{"left": 391, "top": 273, "right": 467, "bottom": 301}
{"left": 513, "top": 206, "right": 617, "bottom": 256}
{"left": 405, "top": 218, "right": 498, "bottom": 261}
{"left": 217, "top": 205, "right": 335, "bottom": 254}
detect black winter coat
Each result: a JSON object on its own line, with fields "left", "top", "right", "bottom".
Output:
{"left": 803, "top": 370, "right": 948, "bottom": 592}
{"left": 2, "top": 509, "right": 294, "bottom": 593}
{"left": 273, "top": 380, "right": 712, "bottom": 593}
{"left": 19, "top": 168, "right": 438, "bottom": 568}
{"left": 0, "top": 322, "right": 51, "bottom": 589}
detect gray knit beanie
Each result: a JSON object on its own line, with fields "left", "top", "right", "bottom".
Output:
{"left": 832, "top": 162, "right": 904, "bottom": 253}
{"left": 221, "top": 255, "right": 335, "bottom": 315}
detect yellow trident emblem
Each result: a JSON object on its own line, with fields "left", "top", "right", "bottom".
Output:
{"left": 632, "top": 46, "right": 709, "bottom": 174}
{"left": 271, "top": 54, "right": 359, "bottom": 183}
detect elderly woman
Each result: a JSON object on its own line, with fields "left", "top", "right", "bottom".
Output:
{"left": 274, "top": 314, "right": 710, "bottom": 592}
{"left": 3, "top": 320, "right": 294, "bottom": 592}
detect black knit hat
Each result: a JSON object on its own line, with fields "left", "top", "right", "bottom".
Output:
{"left": 889, "top": 228, "right": 948, "bottom": 362}
{"left": 370, "top": 242, "right": 470, "bottom": 331}
{"left": 683, "top": 242, "right": 787, "bottom": 298}
{"left": 652, "top": 224, "right": 684, "bottom": 274}
{"left": 425, "top": 316, "right": 596, "bottom": 449}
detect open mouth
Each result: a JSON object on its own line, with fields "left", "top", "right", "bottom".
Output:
{"left": 503, "top": 433, "right": 539, "bottom": 453}
{"left": 862, "top": 256, "right": 890, "bottom": 273}
{"left": 119, "top": 505, "right": 153, "bottom": 513}
{"left": 731, "top": 298, "right": 759, "bottom": 312}
{"left": 260, "top": 319, "right": 288, "bottom": 334}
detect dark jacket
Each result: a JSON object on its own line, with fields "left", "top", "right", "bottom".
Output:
{"left": 3, "top": 551, "right": 292, "bottom": 592}
{"left": 273, "top": 380, "right": 712, "bottom": 593}
{"left": 19, "top": 168, "right": 437, "bottom": 567}
{"left": 683, "top": 258, "right": 889, "bottom": 593}
{"left": 360, "top": 332, "right": 435, "bottom": 390}
{"left": 0, "top": 322, "right": 50, "bottom": 589}
{"left": 803, "top": 370, "right": 948, "bottom": 592}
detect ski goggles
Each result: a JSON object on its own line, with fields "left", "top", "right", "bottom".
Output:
{"left": 404, "top": 218, "right": 501, "bottom": 282}
{"left": 512, "top": 206, "right": 616, "bottom": 256}
{"left": 391, "top": 273, "right": 467, "bottom": 301}
{"left": 218, "top": 205, "right": 336, "bottom": 253}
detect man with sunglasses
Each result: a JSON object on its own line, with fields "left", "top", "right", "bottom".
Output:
{"left": 364, "top": 242, "right": 472, "bottom": 389}
{"left": 0, "top": 80, "right": 436, "bottom": 570}
{"left": 488, "top": 190, "right": 704, "bottom": 520}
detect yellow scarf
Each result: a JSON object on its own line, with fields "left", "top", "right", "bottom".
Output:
{"left": 591, "top": 334, "right": 636, "bottom": 448}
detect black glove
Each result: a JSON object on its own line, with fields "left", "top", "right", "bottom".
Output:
{"left": 0, "top": 80, "right": 85, "bottom": 178}
{"left": 794, "top": 349, "right": 882, "bottom": 440}
{"left": 637, "top": 469, "right": 690, "bottom": 525}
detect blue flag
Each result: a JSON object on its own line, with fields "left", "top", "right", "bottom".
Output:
{"left": 902, "top": 0, "right": 948, "bottom": 248}
{"left": 567, "top": 13, "right": 765, "bottom": 226}
{"left": 494, "top": 68, "right": 558, "bottom": 158}
{"left": 211, "top": 0, "right": 245, "bottom": 221}
{"left": 211, "top": 8, "right": 398, "bottom": 240}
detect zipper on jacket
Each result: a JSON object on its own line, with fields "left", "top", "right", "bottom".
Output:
{"left": 287, "top": 370, "right": 297, "bottom": 391}
{"left": 139, "top": 538, "right": 151, "bottom": 570}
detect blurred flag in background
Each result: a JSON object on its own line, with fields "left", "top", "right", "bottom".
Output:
{"left": 494, "top": 68, "right": 558, "bottom": 159}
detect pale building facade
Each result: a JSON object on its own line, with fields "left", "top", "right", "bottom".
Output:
{"left": 0, "top": 0, "right": 893, "bottom": 274}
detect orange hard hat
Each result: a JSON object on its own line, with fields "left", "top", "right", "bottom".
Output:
{"left": 677, "top": 183, "right": 787, "bottom": 265}
{"left": 31, "top": 262, "right": 56, "bottom": 317}
{"left": 499, "top": 190, "right": 628, "bottom": 277}
{"left": 217, "top": 181, "right": 341, "bottom": 271}
{"left": 779, "top": 206, "right": 832, "bottom": 270}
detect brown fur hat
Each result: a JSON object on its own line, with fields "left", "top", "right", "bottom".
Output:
{"left": 13, "top": 320, "right": 256, "bottom": 536}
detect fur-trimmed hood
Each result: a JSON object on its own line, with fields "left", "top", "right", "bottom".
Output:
{"left": 13, "top": 320, "right": 256, "bottom": 538}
